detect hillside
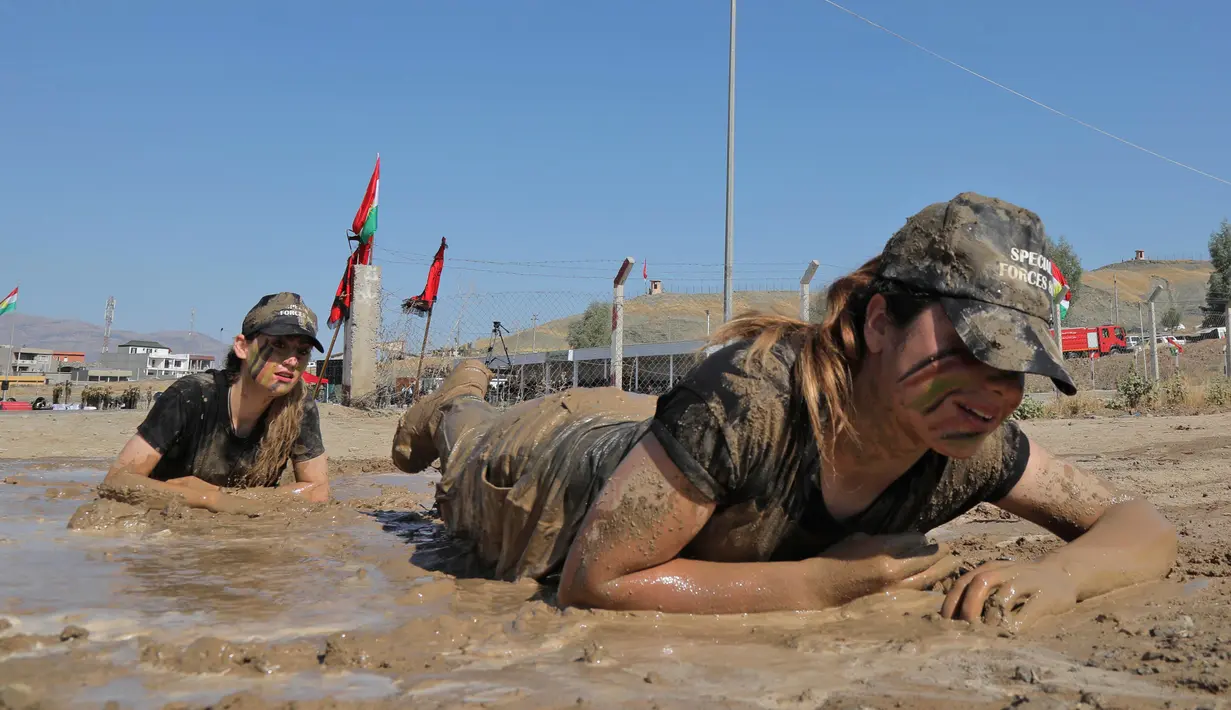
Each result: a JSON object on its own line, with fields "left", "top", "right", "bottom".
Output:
{"left": 467, "top": 258, "right": 1216, "bottom": 355}
{"left": 1070, "top": 259, "right": 1212, "bottom": 330}
{"left": 1, "top": 313, "right": 231, "bottom": 362}
{"left": 468, "top": 290, "right": 809, "bottom": 354}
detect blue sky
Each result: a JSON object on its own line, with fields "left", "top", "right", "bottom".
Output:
{"left": 2, "top": 0, "right": 1229, "bottom": 344}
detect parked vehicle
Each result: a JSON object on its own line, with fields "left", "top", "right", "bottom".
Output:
{"left": 1190, "top": 326, "right": 1227, "bottom": 343}
{"left": 1046, "top": 324, "right": 1130, "bottom": 359}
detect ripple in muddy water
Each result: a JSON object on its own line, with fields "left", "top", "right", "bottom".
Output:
{"left": 0, "top": 461, "right": 1208, "bottom": 710}
{"left": 0, "top": 462, "right": 456, "bottom": 707}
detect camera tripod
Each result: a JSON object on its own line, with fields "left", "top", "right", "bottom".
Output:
{"left": 485, "top": 321, "right": 513, "bottom": 371}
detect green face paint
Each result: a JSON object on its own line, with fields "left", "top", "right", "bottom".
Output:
{"left": 247, "top": 336, "right": 310, "bottom": 391}
{"left": 907, "top": 374, "right": 967, "bottom": 413}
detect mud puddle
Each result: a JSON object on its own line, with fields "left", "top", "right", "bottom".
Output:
{"left": 0, "top": 462, "right": 452, "bottom": 707}
{"left": 0, "top": 462, "right": 1222, "bottom": 709}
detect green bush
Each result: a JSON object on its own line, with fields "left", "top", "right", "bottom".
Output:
{"left": 1111, "top": 370, "right": 1155, "bottom": 411}
{"left": 1206, "top": 379, "right": 1231, "bottom": 407}
{"left": 1010, "top": 397, "right": 1047, "bottom": 420}
{"left": 1159, "top": 375, "right": 1188, "bottom": 408}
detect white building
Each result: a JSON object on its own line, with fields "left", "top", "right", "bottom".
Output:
{"left": 100, "top": 341, "right": 216, "bottom": 380}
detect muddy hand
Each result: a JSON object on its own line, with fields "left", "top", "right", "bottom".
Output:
{"left": 940, "top": 560, "right": 1079, "bottom": 632}
{"left": 818, "top": 532, "right": 952, "bottom": 596}
{"left": 893, "top": 552, "right": 966, "bottom": 593}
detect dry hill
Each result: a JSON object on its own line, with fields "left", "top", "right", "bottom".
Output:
{"left": 1069, "top": 259, "right": 1212, "bottom": 330}
{"left": 3, "top": 313, "right": 231, "bottom": 362}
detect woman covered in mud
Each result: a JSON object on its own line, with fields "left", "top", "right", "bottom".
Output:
{"left": 102, "top": 292, "right": 329, "bottom": 514}
{"left": 392, "top": 192, "right": 1177, "bottom": 631}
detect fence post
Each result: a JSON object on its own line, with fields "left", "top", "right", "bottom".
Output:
{"left": 611, "top": 257, "right": 635, "bottom": 389}
{"left": 1052, "top": 300, "right": 1063, "bottom": 397}
{"left": 1225, "top": 305, "right": 1231, "bottom": 378}
{"left": 799, "top": 260, "right": 820, "bottom": 322}
{"left": 1149, "top": 300, "right": 1160, "bottom": 382}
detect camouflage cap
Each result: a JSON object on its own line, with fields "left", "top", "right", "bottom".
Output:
{"left": 241, "top": 292, "right": 324, "bottom": 352}
{"left": 878, "top": 192, "right": 1076, "bottom": 396}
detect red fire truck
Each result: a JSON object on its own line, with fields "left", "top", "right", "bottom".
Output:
{"left": 1045, "top": 325, "right": 1130, "bottom": 359}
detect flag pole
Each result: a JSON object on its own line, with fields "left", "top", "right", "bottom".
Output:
{"left": 4, "top": 283, "right": 17, "bottom": 392}
{"left": 412, "top": 308, "right": 435, "bottom": 404}
{"left": 311, "top": 323, "right": 342, "bottom": 402}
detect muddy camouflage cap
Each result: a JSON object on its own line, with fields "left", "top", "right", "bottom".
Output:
{"left": 878, "top": 192, "right": 1077, "bottom": 396}
{"left": 241, "top": 292, "right": 324, "bottom": 352}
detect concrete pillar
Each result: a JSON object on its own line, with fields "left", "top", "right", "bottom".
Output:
{"left": 343, "top": 264, "right": 381, "bottom": 405}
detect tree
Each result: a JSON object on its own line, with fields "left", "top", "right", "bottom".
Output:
{"left": 1161, "top": 307, "right": 1182, "bottom": 330}
{"left": 1043, "top": 234, "right": 1083, "bottom": 303}
{"left": 1201, "top": 219, "right": 1231, "bottom": 327}
{"left": 567, "top": 302, "right": 611, "bottom": 348}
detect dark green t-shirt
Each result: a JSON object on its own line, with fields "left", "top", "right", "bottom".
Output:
{"left": 136, "top": 370, "right": 325, "bottom": 487}
{"left": 648, "top": 337, "right": 1030, "bottom": 562}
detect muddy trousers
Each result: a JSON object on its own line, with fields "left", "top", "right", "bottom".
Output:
{"left": 429, "top": 388, "right": 657, "bottom": 582}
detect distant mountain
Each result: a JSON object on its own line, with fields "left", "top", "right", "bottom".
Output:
{"left": 0, "top": 313, "right": 231, "bottom": 363}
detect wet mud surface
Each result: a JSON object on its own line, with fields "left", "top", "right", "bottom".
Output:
{"left": 4, "top": 413, "right": 1231, "bottom": 708}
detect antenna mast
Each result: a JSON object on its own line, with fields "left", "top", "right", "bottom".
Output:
{"left": 102, "top": 296, "right": 116, "bottom": 354}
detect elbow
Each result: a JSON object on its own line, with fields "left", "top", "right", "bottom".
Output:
{"left": 1121, "top": 498, "right": 1179, "bottom": 576}
{"left": 557, "top": 560, "right": 614, "bottom": 610}
{"left": 557, "top": 571, "right": 599, "bottom": 609}
{"left": 309, "top": 482, "right": 331, "bottom": 503}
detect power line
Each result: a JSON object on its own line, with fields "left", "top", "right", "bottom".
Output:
{"left": 822, "top": 0, "right": 1231, "bottom": 187}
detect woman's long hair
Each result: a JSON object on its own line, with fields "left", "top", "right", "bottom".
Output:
{"left": 224, "top": 347, "right": 307, "bottom": 487}
{"left": 709, "top": 256, "right": 931, "bottom": 463}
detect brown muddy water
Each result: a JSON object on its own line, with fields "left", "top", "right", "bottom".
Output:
{"left": 0, "top": 458, "right": 1225, "bottom": 709}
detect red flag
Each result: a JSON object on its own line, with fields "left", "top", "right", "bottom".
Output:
{"left": 642, "top": 260, "right": 647, "bottom": 280}
{"left": 402, "top": 237, "right": 448, "bottom": 316}
{"left": 350, "top": 155, "right": 380, "bottom": 246}
{"left": 327, "top": 250, "right": 359, "bottom": 329}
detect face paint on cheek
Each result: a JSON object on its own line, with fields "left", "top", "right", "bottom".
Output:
{"left": 247, "top": 342, "right": 278, "bottom": 387}
{"left": 907, "top": 375, "right": 965, "bottom": 413}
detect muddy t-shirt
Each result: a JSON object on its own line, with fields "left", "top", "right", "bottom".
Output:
{"left": 136, "top": 370, "right": 325, "bottom": 487}
{"left": 648, "top": 337, "right": 1030, "bottom": 562}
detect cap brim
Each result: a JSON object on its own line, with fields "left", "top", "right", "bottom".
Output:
{"left": 939, "top": 297, "right": 1077, "bottom": 396}
{"left": 256, "top": 324, "right": 325, "bottom": 353}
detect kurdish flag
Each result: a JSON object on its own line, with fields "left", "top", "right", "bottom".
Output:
{"left": 1049, "top": 262, "right": 1071, "bottom": 321}
{"left": 0, "top": 286, "right": 15, "bottom": 316}
{"left": 350, "top": 154, "right": 380, "bottom": 246}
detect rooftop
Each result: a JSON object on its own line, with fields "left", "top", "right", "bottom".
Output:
{"left": 116, "top": 340, "right": 168, "bottom": 350}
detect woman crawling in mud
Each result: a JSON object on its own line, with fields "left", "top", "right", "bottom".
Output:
{"left": 101, "top": 292, "right": 329, "bottom": 514}
{"left": 391, "top": 192, "right": 1177, "bottom": 631}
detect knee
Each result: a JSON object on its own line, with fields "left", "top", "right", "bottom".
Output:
{"left": 391, "top": 424, "right": 414, "bottom": 472}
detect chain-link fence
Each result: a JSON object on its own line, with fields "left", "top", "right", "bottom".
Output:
{"left": 344, "top": 259, "right": 833, "bottom": 408}
{"left": 321, "top": 254, "right": 1231, "bottom": 409}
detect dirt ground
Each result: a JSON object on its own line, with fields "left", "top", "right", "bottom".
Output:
{"left": 0, "top": 403, "right": 401, "bottom": 476}
{"left": 3, "top": 407, "right": 1231, "bottom": 708}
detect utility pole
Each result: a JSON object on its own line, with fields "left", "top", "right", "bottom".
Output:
{"left": 530, "top": 314, "right": 538, "bottom": 352}
{"left": 1113, "top": 275, "right": 1119, "bottom": 325}
{"left": 102, "top": 296, "right": 116, "bottom": 355}
{"left": 190, "top": 308, "right": 196, "bottom": 337}
{"left": 721, "top": 0, "right": 736, "bottom": 323}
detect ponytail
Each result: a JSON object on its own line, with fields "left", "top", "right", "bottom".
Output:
{"left": 710, "top": 257, "right": 929, "bottom": 463}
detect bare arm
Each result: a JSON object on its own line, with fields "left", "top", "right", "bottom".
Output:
{"left": 998, "top": 439, "right": 1176, "bottom": 599}
{"left": 102, "top": 436, "right": 265, "bottom": 515}
{"left": 287, "top": 453, "right": 329, "bottom": 502}
{"left": 943, "top": 437, "right": 1177, "bottom": 625}
{"left": 558, "top": 433, "right": 950, "bottom": 614}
